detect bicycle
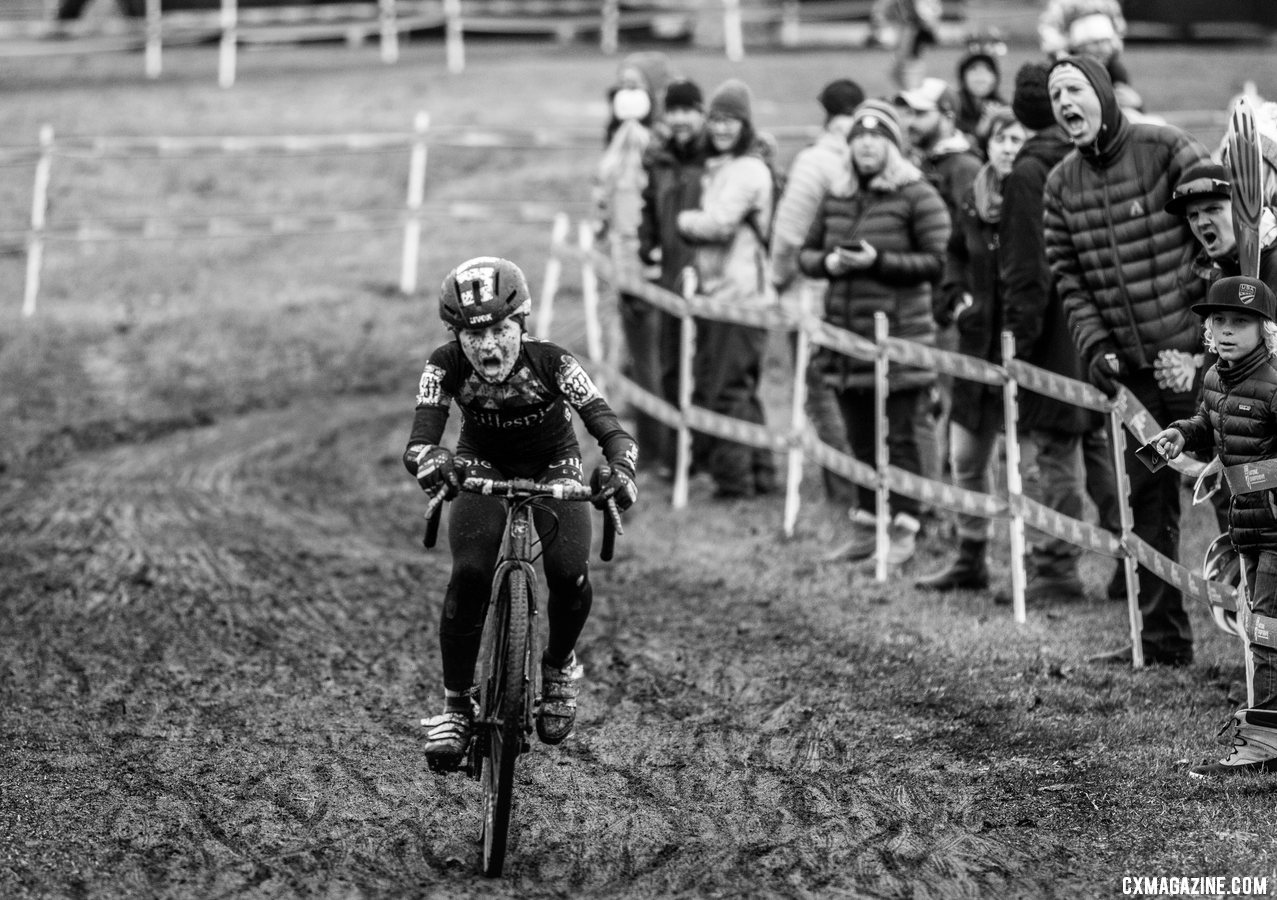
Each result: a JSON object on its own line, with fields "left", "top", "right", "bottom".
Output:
{"left": 421, "top": 470, "right": 622, "bottom": 877}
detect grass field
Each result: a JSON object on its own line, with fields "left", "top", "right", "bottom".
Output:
{"left": 3, "top": 35, "right": 1277, "bottom": 899}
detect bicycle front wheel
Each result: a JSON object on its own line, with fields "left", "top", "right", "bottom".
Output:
{"left": 479, "top": 566, "right": 530, "bottom": 877}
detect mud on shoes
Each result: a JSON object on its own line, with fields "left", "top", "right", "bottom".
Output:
{"left": 1189, "top": 709, "right": 1277, "bottom": 779}
{"left": 422, "top": 687, "right": 478, "bottom": 774}
{"left": 536, "top": 651, "right": 584, "bottom": 745}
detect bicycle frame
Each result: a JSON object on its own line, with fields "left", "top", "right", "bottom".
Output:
{"left": 421, "top": 475, "right": 620, "bottom": 877}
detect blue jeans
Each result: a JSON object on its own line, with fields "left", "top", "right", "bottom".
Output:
{"left": 949, "top": 419, "right": 999, "bottom": 542}
{"left": 1241, "top": 550, "right": 1277, "bottom": 712}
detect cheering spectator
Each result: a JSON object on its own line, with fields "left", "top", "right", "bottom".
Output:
{"left": 1042, "top": 55, "right": 1210, "bottom": 666}
{"left": 998, "top": 61, "right": 1122, "bottom": 604}
{"left": 677, "top": 79, "right": 778, "bottom": 499}
{"left": 770, "top": 78, "right": 865, "bottom": 511}
{"left": 639, "top": 79, "right": 709, "bottom": 477}
{"left": 799, "top": 100, "right": 951, "bottom": 564}
{"left": 916, "top": 109, "right": 1025, "bottom": 591}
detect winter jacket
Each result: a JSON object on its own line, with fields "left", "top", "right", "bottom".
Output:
{"left": 677, "top": 148, "right": 773, "bottom": 309}
{"left": 769, "top": 129, "right": 852, "bottom": 292}
{"left": 1172, "top": 344, "right": 1277, "bottom": 551}
{"left": 922, "top": 134, "right": 982, "bottom": 227}
{"left": 639, "top": 133, "right": 708, "bottom": 294}
{"left": 939, "top": 178, "right": 1003, "bottom": 434}
{"left": 594, "top": 119, "right": 651, "bottom": 287}
{"left": 1043, "top": 55, "right": 1210, "bottom": 374}
{"left": 1001, "top": 125, "right": 1098, "bottom": 435}
{"left": 798, "top": 147, "right": 951, "bottom": 391}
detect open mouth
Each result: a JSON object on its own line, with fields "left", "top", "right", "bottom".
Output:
{"left": 1199, "top": 226, "right": 1219, "bottom": 248}
{"left": 1060, "top": 111, "right": 1085, "bottom": 131}
{"left": 481, "top": 353, "right": 502, "bottom": 369}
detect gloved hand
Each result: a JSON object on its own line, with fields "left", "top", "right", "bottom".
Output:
{"left": 1087, "top": 346, "right": 1124, "bottom": 398}
{"left": 409, "top": 444, "right": 462, "bottom": 499}
{"left": 590, "top": 463, "right": 638, "bottom": 512}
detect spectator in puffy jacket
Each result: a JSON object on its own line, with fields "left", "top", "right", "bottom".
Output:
{"left": 770, "top": 78, "right": 864, "bottom": 511}
{"left": 1043, "top": 55, "right": 1210, "bottom": 667}
{"left": 677, "top": 78, "right": 777, "bottom": 499}
{"left": 798, "top": 100, "right": 951, "bottom": 565}
{"left": 1148, "top": 276, "right": 1277, "bottom": 777}
{"left": 998, "top": 61, "right": 1122, "bottom": 605}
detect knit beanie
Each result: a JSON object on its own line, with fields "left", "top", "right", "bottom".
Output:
{"left": 1011, "top": 61, "right": 1055, "bottom": 131}
{"left": 707, "top": 78, "right": 753, "bottom": 122}
{"left": 849, "top": 99, "right": 903, "bottom": 149}
{"left": 664, "top": 78, "right": 704, "bottom": 112}
{"left": 818, "top": 79, "right": 866, "bottom": 118}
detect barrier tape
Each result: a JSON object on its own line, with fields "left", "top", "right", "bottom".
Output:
{"left": 1011, "top": 493, "right": 1125, "bottom": 558}
{"left": 888, "top": 466, "right": 1007, "bottom": 519}
{"left": 51, "top": 132, "right": 421, "bottom": 157}
{"left": 1239, "top": 605, "right": 1277, "bottom": 651}
{"left": 13, "top": 201, "right": 581, "bottom": 244}
{"left": 885, "top": 336, "right": 1005, "bottom": 386}
{"left": 801, "top": 431, "right": 878, "bottom": 486}
{"left": 1005, "top": 358, "right": 1109, "bottom": 413}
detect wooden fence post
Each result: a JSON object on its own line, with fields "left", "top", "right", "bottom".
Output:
{"left": 672, "top": 267, "right": 697, "bottom": 511}
{"left": 536, "top": 212, "right": 571, "bottom": 337}
{"left": 379, "top": 0, "right": 399, "bottom": 64}
{"left": 23, "top": 125, "right": 54, "bottom": 319}
{"left": 722, "top": 0, "right": 744, "bottom": 62}
{"left": 399, "top": 111, "right": 429, "bottom": 295}
{"left": 873, "top": 312, "right": 890, "bottom": 582}
{"left": 218, "top": 0, "right": 238, "bottom": 88}
{"left": 145, "top": 0, "right": 162, "bottom": 79}
{"left": 1001, "top": 332, "right": 1029, "bottom": 624}
{"left": 444, "top": 0, "right": 464, "bottom": 73}
{"left": 1109, "top": 405, "right": 1146, "bottom": 668}
{"left": 783, "top": 311, "right": 809, "bottom": 538}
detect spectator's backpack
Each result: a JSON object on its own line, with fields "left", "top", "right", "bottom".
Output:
{"left": 745, "top": 133, "right": 786, "bottom": 250}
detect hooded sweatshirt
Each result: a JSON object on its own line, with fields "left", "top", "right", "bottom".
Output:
{"left": 1042, "top": 55, "right": 1210, "bottom": 372}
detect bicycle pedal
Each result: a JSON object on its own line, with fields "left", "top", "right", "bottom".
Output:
{"left": 426, "top": 752, "right": 465, "bottom": 775}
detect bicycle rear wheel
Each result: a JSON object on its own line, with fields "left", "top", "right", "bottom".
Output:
{"left": 478, "top": 566, "right": 530, "bottom": 877}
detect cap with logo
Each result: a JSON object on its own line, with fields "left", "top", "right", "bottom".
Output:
{"left": 1191, "top": 275, "right": 1277, "bottom": 323}
{"left": 1164, "top": 161, "right": 1232, "bottom": 217}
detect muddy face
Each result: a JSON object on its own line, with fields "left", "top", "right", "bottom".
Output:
{"left": 457, "top": 319, "right": 523, "bottom": 383}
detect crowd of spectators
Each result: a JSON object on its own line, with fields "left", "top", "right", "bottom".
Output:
{"left": 583, "top": 0, "right": 1277, "bottom": 775}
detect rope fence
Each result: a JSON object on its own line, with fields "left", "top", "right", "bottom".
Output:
{"left": 10, "top": 115, "right": 598, "bottom": 317}
{"left": 544, "top": 219, "right": 1274, "bottom": 668}
{"left": 0, "top": 0, "right": 973, "bottom": 82}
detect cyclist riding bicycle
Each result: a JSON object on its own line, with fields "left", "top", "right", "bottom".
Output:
{"left": 405, "top": 256, "right": 639, "bottom": 771}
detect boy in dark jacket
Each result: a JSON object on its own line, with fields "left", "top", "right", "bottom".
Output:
{"left": 1148, "top": 276, "right": 1277, "bottom": 777}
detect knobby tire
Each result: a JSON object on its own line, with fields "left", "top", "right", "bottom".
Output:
{"left": 480, "top": 567, "right": 530, "bottom": 877}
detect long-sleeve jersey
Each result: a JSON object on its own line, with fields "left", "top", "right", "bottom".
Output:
{"left": 405, "top": 336, "right": 637, "bottom": 479}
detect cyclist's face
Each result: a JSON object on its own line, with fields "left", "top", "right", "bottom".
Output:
{"left": 457, "top": 318, "right": 522, "bottom": 382}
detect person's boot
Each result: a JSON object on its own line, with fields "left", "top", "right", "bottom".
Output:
{"left": 915, "top": 539, "right": 989, "bottom": 591}
{"left": 1190, "top": 709, "right": 1277, "bottom": 778}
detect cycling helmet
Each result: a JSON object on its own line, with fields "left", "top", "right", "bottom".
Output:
{"left": 1202, "top": 533, "right": 1246, "bottom": 641}
{"left": 438, "top": 256, "right": 532, "bottom": 330}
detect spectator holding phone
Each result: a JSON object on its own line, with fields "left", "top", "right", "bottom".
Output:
{"left": 799, "top": 100, "right": 951, "bottom": 564}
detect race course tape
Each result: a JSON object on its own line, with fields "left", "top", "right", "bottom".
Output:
{"left": 1111, "top": 387, "right": 1206, "bottom": 478}
{"left": 52, "top": 133, "right": 422, "bottom": 157}
{"left": 18, "top": 202, "right": 580, "bottom": 243}
{"left": 889, "top": 466, "right": 1007, "bottom": 520}
{"left": 1012, "top": 493, "right": 1124, "bottom": 558}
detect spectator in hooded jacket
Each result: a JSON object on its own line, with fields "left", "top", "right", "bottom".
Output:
{"left": 915, "top": 109, "right": 1025, "bottom": 592}
{"left": 639, "top": 79, "right": 709, "bottom": 477}
{"left": 1043, "top": 55, "right": 1211, "bottom": 667}
{"left": 677, "top": 78, "right": 778, "bottom": 499}
{"left": 799, "top": 100, "right": 951, "bottom": 565}
{"left": 953, "top": 43, "right": 1009, "bottom": 153}
{"left": 985, "top": 62, "right": 1124, "bottom": 604}
{"left": 770, "top": 78, "right": 865, "bottom": 511}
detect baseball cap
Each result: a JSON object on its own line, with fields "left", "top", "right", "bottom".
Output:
{"left": 1191, "top": 275, "right": 1277, "bottom": 323}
